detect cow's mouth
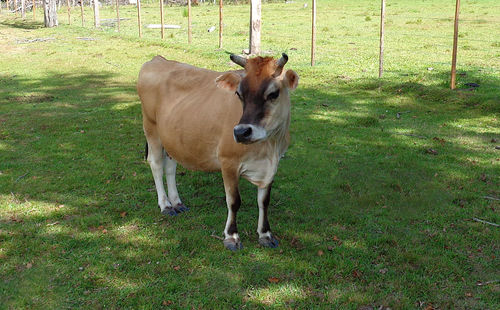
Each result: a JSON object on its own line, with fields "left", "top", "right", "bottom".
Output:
{"left": 233, "top": 124, "right": 267, "bottom": 144}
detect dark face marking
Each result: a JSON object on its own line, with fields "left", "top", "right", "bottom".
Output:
{"left": 237, "top": 77, "right": 279, "bottom": 126}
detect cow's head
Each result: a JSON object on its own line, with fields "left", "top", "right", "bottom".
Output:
{"left": 216, "top": 53, "right": 299, "bottom": 144}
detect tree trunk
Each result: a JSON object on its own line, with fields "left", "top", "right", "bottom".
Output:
{"left": 21, "top": 0, "right": 26, "bottom": 18}
{"left": 93, "top": 0, "right": 100, "bottom": 27}
{"left": 43, "top": 0, "right": 58, "bottom": 27}
{"left": 249, "top": 0, "right": 261, "bottom": 55}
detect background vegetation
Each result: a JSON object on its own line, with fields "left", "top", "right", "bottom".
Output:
{"left": 0, "top": 0, "right": 499, "bottom": 308}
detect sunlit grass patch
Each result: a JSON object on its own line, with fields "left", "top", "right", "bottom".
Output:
{"left": 246, "top": 282, "right": 307, "bottom": 306}
{"left": 111, "top": 102, "right": 137, "bottom": 111}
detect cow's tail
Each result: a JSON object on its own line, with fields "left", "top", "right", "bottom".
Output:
{"left": 144, "top": 142, "right": 148, "bottom": 161}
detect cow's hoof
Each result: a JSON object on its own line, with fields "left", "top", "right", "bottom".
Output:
{"left": 223, "top": 238, "right": 243, "bottom": 251}
{"left": 173, "top": 203, "right": 189, "bottom": 213}
{"left": 160, "top": 207, "right": 177, "bottom": 216}
{"left": 258, "top": 236, "right": 279, "bottom": 248}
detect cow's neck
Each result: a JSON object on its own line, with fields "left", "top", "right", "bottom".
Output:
{"left": 267, "top": 112, "right": 291, "bottom": 158}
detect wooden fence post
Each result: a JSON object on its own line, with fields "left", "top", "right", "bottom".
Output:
{"left": 188, "top": 0, "right": 192, "bottom": 44}
{"left": 80, "top": 0, "right": 84, "bottom": 26}
{"left": 311, "top": 0, "right": 316, "bottom": 66}
{"left": 67, "top": 0, "right": 71, "bottom": 24}
{"left": 450, "top": 0, "right": 460, "bottom": 89}
{"left": 137, "top": 0, "right": 142, "bottom": 38}
{"left": 116, "top": 0, "right": 120, "bottom": 32}
{"left": 219, "top": 0, "right": 223, "bottom": 48}
{"left": 160, "top": 0, "right": 164, "bottom": 39}
{"left": 6, "top": 0, "right": 9, "bottom": 14}
{"left": 379, "top": 0, "right": 385, "bottom": 78}
{"left": 15, "top": 0, "right": 18, "bottom": 16}
{"left": 33, "top": 0, "right": 36, "bottom": 19}
{"left": 249, "top": 0, "right": 261, "bottom": 54}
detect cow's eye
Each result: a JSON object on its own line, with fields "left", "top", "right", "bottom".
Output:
{"left": 235, "top": 91, "right": 243, "bottom": 101}
{"left": 267, "top": 90, "right": 280, "bottom": 101}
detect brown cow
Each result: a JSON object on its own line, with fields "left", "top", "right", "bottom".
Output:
{"left": 137, "top": 53, "right": 298, "bottom": 250}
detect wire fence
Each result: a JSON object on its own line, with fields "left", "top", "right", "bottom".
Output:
{"left": 2, "top": 0, "right": 499, "bottom": 85}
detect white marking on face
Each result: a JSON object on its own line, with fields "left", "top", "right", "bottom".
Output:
{"left": 233, "top": 124, "right": 267, "bottom": 143}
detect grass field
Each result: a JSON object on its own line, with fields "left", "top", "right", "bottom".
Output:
{"left": 1, "top": 0, "right": 499, "bottom": 309}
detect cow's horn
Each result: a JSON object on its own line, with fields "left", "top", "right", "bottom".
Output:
{"left": 273, "top": 53, "right": 289, "bottom": 77}
{"left": 230, "top": 54, "right": 247, "bottom": 68}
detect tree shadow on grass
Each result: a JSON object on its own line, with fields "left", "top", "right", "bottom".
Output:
{"left": 0, "top": 19, "right": 45, "bottom": 30}
{"left": 0, "top": 69, "right": 499, "bottom": 309}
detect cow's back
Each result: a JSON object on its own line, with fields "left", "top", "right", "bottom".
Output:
{"left": 138, "top": 56, "right": 246, "bottom": 171}
{"left": 138, "top": 56, "right": 220, "bottom": 123}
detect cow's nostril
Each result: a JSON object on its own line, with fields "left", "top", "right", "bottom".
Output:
{"left": 234, "top": 125, "right": 253, "bottom": 141}
{"left": 242, "top": 127, "right": 252, "bottom": 137}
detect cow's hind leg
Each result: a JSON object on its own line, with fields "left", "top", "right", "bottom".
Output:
{"left": 257, "top": 184, "right": 279, "bottom": 248}
{"left": 165, "top": 157, "right": 188, "bottom": 213}
{"left": 145, "top": 136, "right": 176, "bottom": 216}
{"left": 221, "top": 165, "right": 243, "bottom": 251}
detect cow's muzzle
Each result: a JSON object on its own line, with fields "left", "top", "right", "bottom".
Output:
{"left": 233, "top": 124, "right": 267, "bottom": 144}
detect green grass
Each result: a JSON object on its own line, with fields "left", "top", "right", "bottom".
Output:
{"left": 1, "top": 0, "right": 499, "bottom": 309}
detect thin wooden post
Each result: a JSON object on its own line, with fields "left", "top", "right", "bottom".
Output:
{"left": 15, "top": 0, "right": 18, "bottom": 16}
{"left": 137, "top": 0, "right": 142, "bottom": 38}
{"left": 67, "top": 0, "right": 71, "bottom": 24}
{"left": 6, "top": 0, "right": 9, "bottom": 14}
{"left": 379, "top": 0, "right": 385, "bottom": 78}
{"left": 187, "top": 0, "right": 192, "bottom": 44}
{"left": 116, "top": 0, "right": 120, "bottom": 32}
{"left": 33, "top": 0, "right": 36, "bottom": 19}
{"left": 219, "top": 0, "right": 223, "bottom": 48}
{"left": 450, "top": 0, "right": 460, "bottom": 89}
{"left": 80, "top": 0, "right": 84, "bottom": 26}
{"left": 160, "top": 0, "right": 164, "bottom": 39}
{"left": 311, "top": 0, "right": 316, "bottom": 66}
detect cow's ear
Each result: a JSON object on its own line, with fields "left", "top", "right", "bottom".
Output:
{"left": 215, "top": 72, "right": 241, "bottom": 92}
{"left": 283, "top": 70, "right": 299, "bottom": 91}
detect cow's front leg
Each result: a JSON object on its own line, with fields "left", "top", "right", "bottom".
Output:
{"left": 257, "top": 184, "right": 279, "bottom": 248}
{"left": 221, "top": 167, "right": 243, "bottom": 251}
